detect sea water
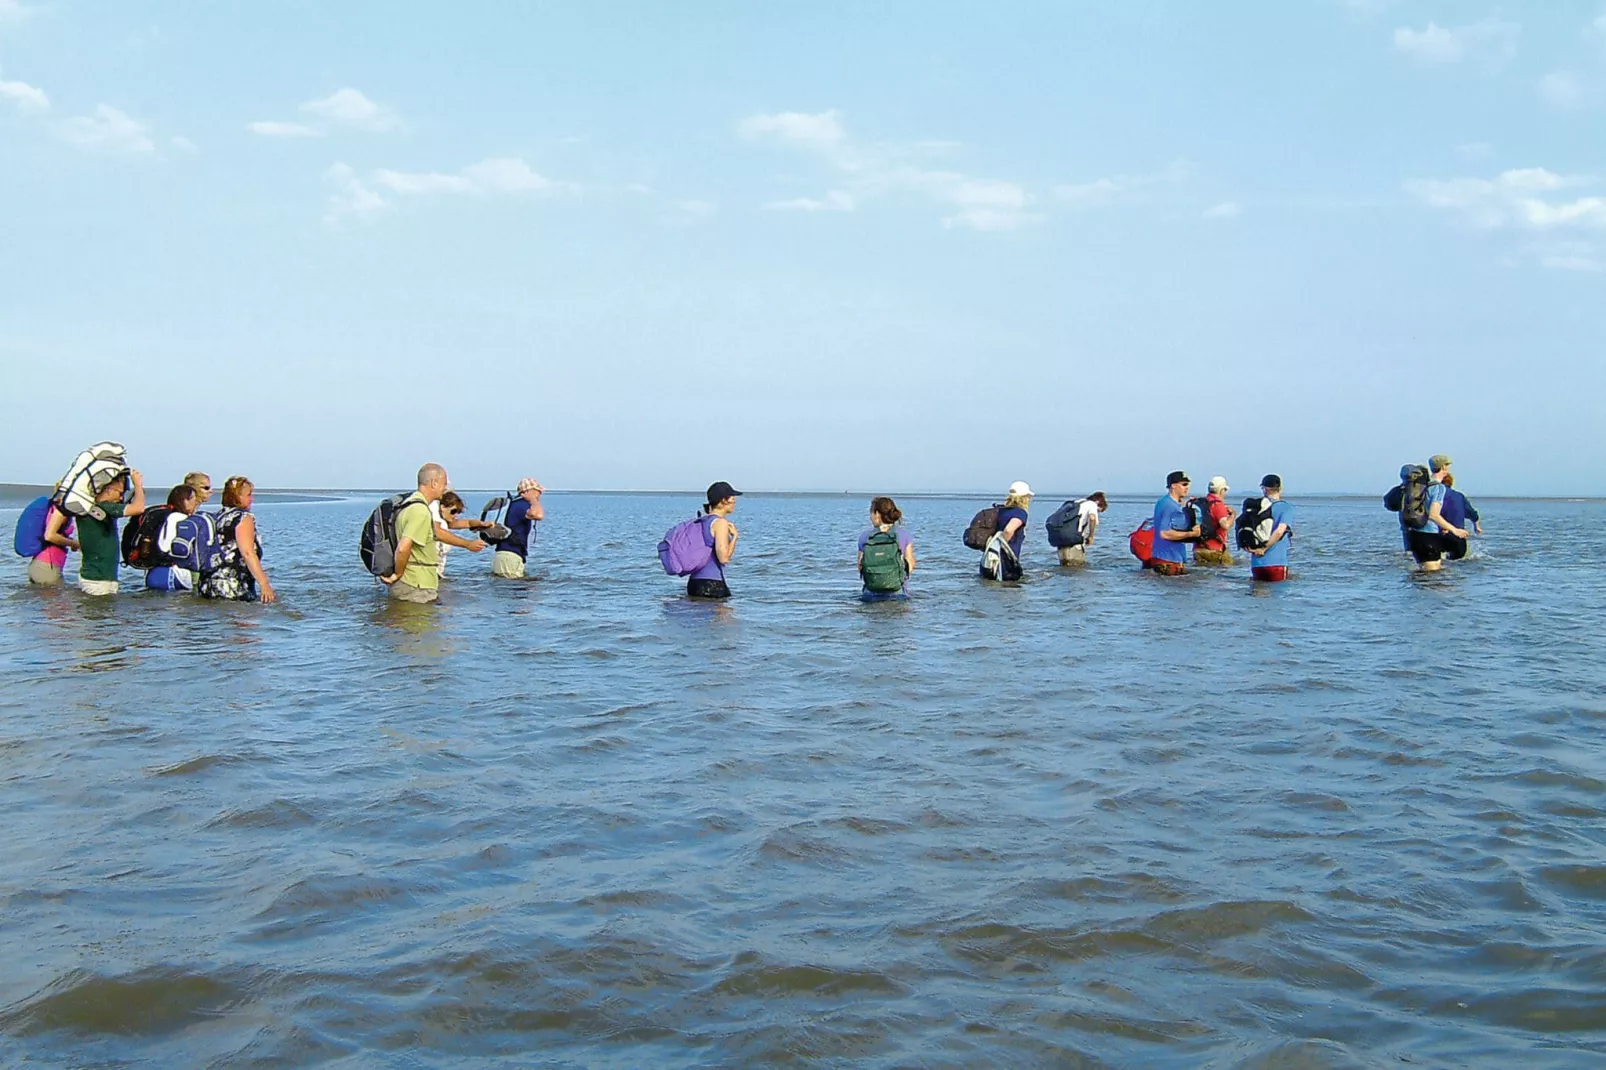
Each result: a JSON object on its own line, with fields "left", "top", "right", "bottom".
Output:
{"left": 1, "top": 492, "right": 1604, "bottom": 1067}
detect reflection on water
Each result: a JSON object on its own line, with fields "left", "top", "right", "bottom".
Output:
{"left": 1, "top": 493, "right": 1605, "bottom": 1067}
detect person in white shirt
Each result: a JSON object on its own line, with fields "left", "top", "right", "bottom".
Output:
{"left": 429, "top": 490, "right": 491, "bottom": 578}
{"left": 1056, "top": 492, "right": 1109, "bottom": 567}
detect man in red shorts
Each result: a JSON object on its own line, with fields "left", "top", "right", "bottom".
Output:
{"left": 1247, "top": 474, "right": 1294, "bottom": 582}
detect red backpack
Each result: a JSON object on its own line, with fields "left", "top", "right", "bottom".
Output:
{"left": 1128, "top": 518, "right": 1154, "bottom": 566}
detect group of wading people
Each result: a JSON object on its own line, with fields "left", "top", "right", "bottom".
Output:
{"left": 21, "top": 455, "right": 1481, "bottom": 605}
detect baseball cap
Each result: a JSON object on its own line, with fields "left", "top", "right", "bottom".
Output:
{"left": 706, "top": 481, "right": 743, "bottom": 505}
{"left": 1429, "top": 454, "right": 1452, "bottom": 472}
{"left": 1261, "top": 473, "right": 1282, "bottom": 489}
{"left": 1208, "top": 476, "right": 1229, "bottom": 493}
{"left": 517, "top": 477, "right": 542, "bottom": 494}
{"left": 1008, "top": 480, "right": 1033, "bottom": 498}
{"left": 1166, "top": 470, "right": 1190, "bottom": 486}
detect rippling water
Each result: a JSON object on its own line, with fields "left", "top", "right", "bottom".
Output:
{"left": 3, "top": 492, "right": 1605, "bottom": 1067}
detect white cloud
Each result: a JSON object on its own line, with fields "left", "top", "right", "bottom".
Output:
{"left": 375, "top": 157, "right": 566, "bottom": 197}
{"left": 1053, "top": 160, "right": 1191, "bottom": 206}
{"left": 1411, "top": 168, "right": 1606, "bottom": 269}
{"left": 1203, "top": 201, "right": 1242, "bottom": 219}
{"left": 739, "top": 109, "right": 1040, "bottom": 230}
{"left": 1538, "top": 70, "right": 1597, "bottom": 110}
{"left": 326, "top": 157, "right": 571, "bottom": 221}
{"left": 737, "top": 110, "right": 847, "bottom": 153}
{"left": 0, "top": 73, "right": 48, "bottom": 113}
{"left": 0, "top": 0, "right": 36, "bottom": 23}
{"left": 1392, "top": 19, "right": 1518, "bottom": 66}
{"left": 248, "top": 120, "right": 323, "bottom": 138}
{"left": 323, "top": 162, "right": 389, "bottom": 223}
{"left": 55, "top": 104, "right": 155, "bottom": 154}
{"left": 1535, "top": 240, "right": 1599, "bottom": 273}
{"left": 765, "top": 190, "right": 856, "bottom": 212}
{"left": 1054, "top": 177, "right": 1123, "bottom": 204}
{"left": 301, "top": 87, "right": 402, "bottom": 133}
{"left": 1409, "top": 168, "right": 1605, "bottom": 230}
{"left": 169, "top": 135, "right": 198, "bottom": 154}
{"left": 664, "top": 199, "right": 717, "bottom": 227}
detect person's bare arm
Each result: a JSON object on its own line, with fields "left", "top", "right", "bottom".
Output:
{"left": 1427, "top": 501, "right": 1466, "bottom": 539}
{"left": 528, "top": 497, "right": 546, "bottom": 522}
{"left": 1001, "top": 518, "right": 1024, "bottom": 540}
{"left": 43, "top": 508, "right": 79, "bottom": 551}
{"left": 712, "top": 517, "right": 736, "bottom": 564}
{"left": 383, "top": 539, "right": 414, "bottom": 584}
{"left": 123, "top": 471, "right": 147, "bottom": 519}
{"left": 434, "top": 523, "right": 485, "bottom": 552}
{"left": 235, "top": 514, "right": 276, "bottom": 604}
{"left": 904, "top": 543, "right": 917, "bottom": 574}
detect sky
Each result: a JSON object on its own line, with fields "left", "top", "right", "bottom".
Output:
{"left": 1, "top": 1, "right": 1603, "bottom": 496}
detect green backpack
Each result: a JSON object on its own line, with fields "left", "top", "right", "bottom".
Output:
{"left": 861, "top": 529, "right": 906, "bottom": 593}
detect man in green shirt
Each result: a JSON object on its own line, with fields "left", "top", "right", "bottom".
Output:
{"left": 381, "top": 462, "right": 447, "bottom": 604}
{"left": 77, "top": 469, "right": 147, "bottom": 596}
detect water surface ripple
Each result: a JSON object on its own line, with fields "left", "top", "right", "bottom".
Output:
{"left": 2, "top": 493, "right": 1604, "bottom": 1067}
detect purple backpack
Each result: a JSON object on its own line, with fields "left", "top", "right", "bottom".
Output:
{"left": 659, "top": 515, "right": 715, "bottom": 576}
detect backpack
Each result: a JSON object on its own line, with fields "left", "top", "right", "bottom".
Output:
{"left": 963, "top": 505, "right": 1001, "bottom": 551}
{"left": 860, "top": 529, "right": 905, "bottom": 592}
{"left": 13, "top": 496, "right": 53, "bottom": 557}
{"left": 658, "top": 515, "right": 715, "bottom": 576}
{"left": 1044, "top": 499, "right": 1087, "bottom": 548}
{"left": 52, "top": 442, "right": 129, "bottom": 521}
{"left": 1388, "top": 465, "right": 1431, "bottom": 528}
{"left": 168, "top": 511, "right": 225, "bottom": 573}
{"left": 121, "top": 506, "right": 174, "bottom": 570}
{"left": 477, "top": 494, "right": 513, "bottom": 544}
{"left": 1236, "top": 496, "right": 1275, "bottom": 551}
{"left": 360, "top": 494, "right": 427, "bottom": 577}
{"left": 1128, "top": 518, "right": 1154, "bottom": 565}
{"left": 1188, "top": 497, "right": 1221, "bottom": 544}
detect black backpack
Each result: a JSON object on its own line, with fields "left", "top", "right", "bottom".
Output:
{"left": 121, "top": 506, "right": 174, "bottom": 570}
{"left": 1386, "top": 465, "right": 1431, "bottom": 527}
{"left": 963, "top": 505, "right": 1002, "bottom": 551}
{"left": 360, "top": 494, "right": 426, "bottom": 577}
{"left": 1183, "top": 497, "right": 1219, "bottom": 544}
{"left": 1044, "top": 499, "right": 1087, "bottom": 548}
{"left": 1236, "top": 497, "right": 1274, "bottom": 551}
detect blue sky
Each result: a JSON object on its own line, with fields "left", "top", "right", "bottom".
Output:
{"left": 2, "top": 1, "right": 1603, "bottom": 495}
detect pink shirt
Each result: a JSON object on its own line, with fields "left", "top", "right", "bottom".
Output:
{"left": 35, "top": 504, "right": 73, "bottom": 568}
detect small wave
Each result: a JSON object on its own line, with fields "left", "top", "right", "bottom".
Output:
{"left": 150, "top": 753, "right": 249, "bottom": 777}
{"left": 1536, "top": 864, "right": 1606, "bottom": 901}
{"left": 0, "top": 966, "right": 253, "bottom": 1037}
{"left": 712, "top": 953, "right": 907, "bottom": 998}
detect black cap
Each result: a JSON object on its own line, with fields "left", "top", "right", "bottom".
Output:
{"left": 706, "top": 481, "right": 743, "bottom": 505}
{"left": 1261, "top": 473, "right": 1282, "bottom": 489}
{"left": 1166, "top": 470, "right": 1190, "bottom": 486}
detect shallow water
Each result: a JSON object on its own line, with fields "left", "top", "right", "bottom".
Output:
{"left": 2, "top": 492, "right": 1605, "bottom": 1068}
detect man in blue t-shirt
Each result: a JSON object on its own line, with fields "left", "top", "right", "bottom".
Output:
{"left": 1247, "top": 474, "right": 1294, "bottom": 581}
{"left": 1407, "top": 454, "right": 1467, "bottom": 572}
{"left": 492, "top": 477, "right": 545, "bottom": 579}
{"left": 1150, "top": 470, "right": 1199, "bottom": 576}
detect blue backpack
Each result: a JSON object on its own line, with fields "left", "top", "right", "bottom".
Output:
{"left": 167, "top": 511, "right": 225, "bottom": 573}
{"left": 13, "top": 496, "right": 53, "bottom": 557}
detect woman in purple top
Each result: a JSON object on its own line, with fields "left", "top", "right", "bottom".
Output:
{"left": 857, "top": 496, "right": 916, "bottom": 601}
{"left": 688, "top": 481, "right": 741, "bottom": 599}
